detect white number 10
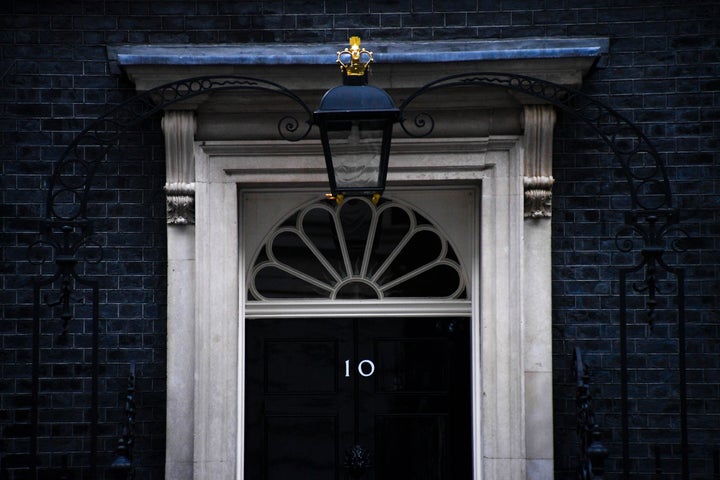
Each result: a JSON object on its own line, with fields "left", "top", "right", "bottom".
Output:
{"left": 345, "top": 359, "right": 375, "bottom": 377}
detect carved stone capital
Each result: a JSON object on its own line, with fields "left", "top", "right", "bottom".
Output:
{"left": 162, "top": 111, "right": 197, "bottom": 225}
{"left": 523, "top": 105, "right": 556, "bottom": 219}
{"left": 524, "top": 175, "right": 555, "bottom": 219}
{"left": 165, "top": 182, "right": 196, "bottom": 226}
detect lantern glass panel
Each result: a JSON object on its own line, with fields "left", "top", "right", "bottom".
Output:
{"left": 326, "top": 119, "right": 386, "bottom": 191}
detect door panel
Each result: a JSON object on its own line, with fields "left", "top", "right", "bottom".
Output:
{"left": 245, "top": 316, "right": 471, "bottom": 480}
{"left": 375, "top": 415, "right": 449, "bottom": 480}
{"left": 264, "top": 415, "right": 338, "bottom": 480}
{"left": 359, "top": 317, "right": 472, "bottom": 480}
{"left": 245, "top": 318, "right": 353, "bottom": 480}
{"left": 264, "top": 339, "right": 338, "bottom": 393}
{"left": 374, "top": 338, "right": 452, "bottom": 392}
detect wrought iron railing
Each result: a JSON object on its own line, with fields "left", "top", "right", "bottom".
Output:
{"left": 574, "top": 347, "right": 608, "bottom": 480}
{"left": 111, "top": 362, "right": 136, "bottom": 479}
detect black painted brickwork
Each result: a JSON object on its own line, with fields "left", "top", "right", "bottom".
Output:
{"left": 1, "top": 1, "right": 718, "bottom": 479}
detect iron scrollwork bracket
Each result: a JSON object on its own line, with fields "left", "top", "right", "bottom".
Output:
{"left": 46, "top": 75, "right": 314, "bottom": 225}
{"left": 615, "top": 209, "right": 689, "bottom": 323}
{"left": 28, "top": 219, "right": 103, "bottom": 330}
{"left": 38, "top": 74, "right": 316, "bottom": 319}
{"left": 397, "top": 72, "right": 673, "bottom": 213}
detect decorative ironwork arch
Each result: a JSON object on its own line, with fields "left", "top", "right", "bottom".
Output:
{"left": 46, "top": 75, "right": 313, "bottom": 223}
{"left": 43, "top": 72, "right": 676, "bottom": 223}
{"left": 398, "top": 72, "right": 672, "bottom": 212}
{"left": 26, "top": 71, "right": 688, "bottom": 479}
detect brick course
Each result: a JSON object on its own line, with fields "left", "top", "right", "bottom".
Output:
{"left": 1, "top": 1, "right": 718, "bottom": 479}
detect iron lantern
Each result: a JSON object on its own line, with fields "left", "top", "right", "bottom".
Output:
{"left": 314, "top": 37, "right": 399, "bottom": 202}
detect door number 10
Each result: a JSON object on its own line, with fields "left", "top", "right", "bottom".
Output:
{"left": 345, "top": 359, "right": 376, "bottom": 377}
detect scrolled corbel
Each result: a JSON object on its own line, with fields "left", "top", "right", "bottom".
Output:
{"left": 523, "top": 105, "right": 556, "bottom": 219}
{"left": 162, "top": 111, "right": 197, "bottom": 225}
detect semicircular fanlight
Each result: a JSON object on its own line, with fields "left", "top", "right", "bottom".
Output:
{"left": 248, "top": 197, "right": 467, "bottom": 300}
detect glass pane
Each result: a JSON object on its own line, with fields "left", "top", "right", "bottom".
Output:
{"left": 377, "top": 229, "right": 442, "bottom": 284}
{"left": 335, "top": 281, "right": 379, "bottom": 299}
{"left": 272, "top": 231, "right": 335, "bottom": 285}
{"left": 340, "top": 198, "right": 372, "bottom": 275}
{"left": 302, "top": 206, "right": 346, "bottom": 277}
{"left": 254, "top": 266, "right": 330, "bottom": 299}
{"left": 331, "top": 151, "right": 382, "bottom": 190}
{"left": 367, "top": 206, "right": 411, "bottom": 277}
{"left": 384, "top": 264, "right": 463, "bottom": 298}
{"left": 328, "top": 121, "right": 383, "bottom": 190}
{"left": 248, "top": 198, "right": 467, "bottom": 300}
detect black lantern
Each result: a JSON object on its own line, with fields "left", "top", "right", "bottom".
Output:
{"left": 314, "top": 37, "right": 399, "bottom": 202}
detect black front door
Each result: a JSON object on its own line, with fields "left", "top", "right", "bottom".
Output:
{"left": 245, "top": 316, "right": 472, "bottom": 480}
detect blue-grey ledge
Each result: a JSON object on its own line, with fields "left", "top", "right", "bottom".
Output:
{"left": 108, "top": 37, "right": 609, "bottom": 92}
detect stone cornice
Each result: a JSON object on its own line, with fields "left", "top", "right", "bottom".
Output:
{"left": 109, "top": 38, "right": 607, "bottom": 67}
{"left": 108, "top": 37, "right": 608, "bottom": 94}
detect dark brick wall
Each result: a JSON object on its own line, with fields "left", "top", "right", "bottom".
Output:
{"left": 1, "top": 1, "right": 718, "bottom": 479}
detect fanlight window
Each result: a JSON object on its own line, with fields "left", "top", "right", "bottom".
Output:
{"left": 248, "top": 197, "right": 467, "bottom": 300}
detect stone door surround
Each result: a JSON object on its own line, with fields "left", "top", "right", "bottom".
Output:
{"left": 111, "top": 38, "right": 607, "bottom": 480}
